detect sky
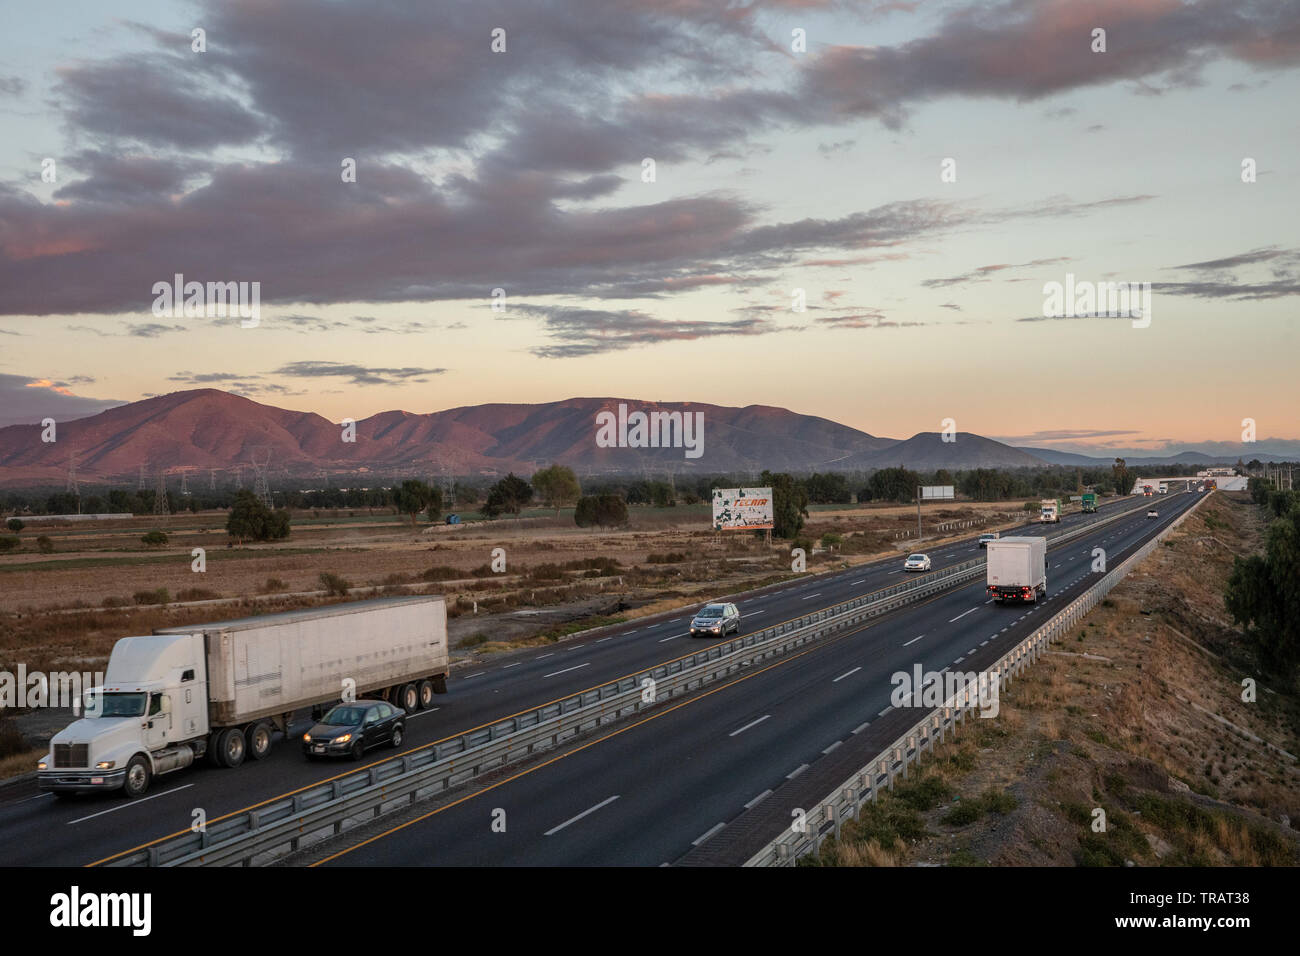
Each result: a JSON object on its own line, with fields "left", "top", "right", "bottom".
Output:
{"left": 0, "top": 0, "right": 1297, "bottom": 457}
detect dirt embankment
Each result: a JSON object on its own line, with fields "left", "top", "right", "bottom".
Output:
{"left": 808, "top": 491, "right": 1300, "bottom": 867}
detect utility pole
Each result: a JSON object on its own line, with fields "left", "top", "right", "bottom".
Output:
{"left": 153, "top": 471, "right": 168, "bottom": 520}
{"left": 66, "top": 449, "right": 80, "bottom": 514}
{"left": 138, "top": 463, "right": 146, "bottom": 491}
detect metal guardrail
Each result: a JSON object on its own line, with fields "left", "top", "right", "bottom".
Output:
{"left": 743, "top": 493, "right": 1211, "bottom": 866}
{"left": 101, "top": 497, "right": 1150, "bottom": 866}
{"left": 105, "top": 558, "right": 988, "bottom": 866}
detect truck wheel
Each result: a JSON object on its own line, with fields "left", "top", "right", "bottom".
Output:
{"left": 245, "top": 722, "right": 273, "bottom": 761}
{"left": 397, "top": 683, "right": 418, "bottom": 714}
{"left": 217, "top": 727, "right": 246, "bottom": 768}
{"left": 417, "top": 680, "right": 435, "bottom": 709}
{"left": 123, "top": 756, "right": 151, "bottom": 797}
{"left": 207, "top": 731, "right": 226, "bottom": 766}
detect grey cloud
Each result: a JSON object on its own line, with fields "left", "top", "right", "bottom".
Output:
{"left": 509, "top": 304, "right": 780, "bottom": 358}
{"left": 271, "top": 361, "right": 448, "bottom": 385}
{"left": 128, "top": 323, "right": 187, "bottom": 337}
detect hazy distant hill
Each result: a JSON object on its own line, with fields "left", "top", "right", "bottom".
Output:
{"left": 10, "top": 389, "right": 1290, "bottom": 487}
{"left": 0, "top": 389, "right": 918, "bottom": 484}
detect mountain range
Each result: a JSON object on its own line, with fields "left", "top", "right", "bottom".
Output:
{"left": 0, "top": 389, "right": 1281, "bottom": 487}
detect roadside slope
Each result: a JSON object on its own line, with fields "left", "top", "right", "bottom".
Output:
{"left": 809, "top": 491, "right": 1300, "bottom": 867}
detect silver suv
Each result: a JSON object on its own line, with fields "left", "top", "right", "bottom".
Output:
{"left": 690, "top": 602, "right": 740, "bottom": 638}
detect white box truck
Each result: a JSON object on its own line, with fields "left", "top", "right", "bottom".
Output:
{"left": 38, "top": 596, "right": 449, "bottom": 798}
{"left": 986, "top": 536, "right": 1047, "bottom": 604}
{"left": 1039, "top": 498, "right": 1061, "bottom": 523}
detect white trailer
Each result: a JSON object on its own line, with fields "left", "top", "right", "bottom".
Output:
{"left": 39, "top": 596, "right": 448, "bottom": 797}
{"left": 986, "top": 536, "right": 1047, "bottom": 604}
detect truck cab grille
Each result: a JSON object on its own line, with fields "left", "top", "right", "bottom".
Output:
{"left": 53, "top": 743, "right": 89, "bottom": 768}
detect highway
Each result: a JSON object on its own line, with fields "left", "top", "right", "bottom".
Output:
{"left": 306, "top": 492, "right": 1198, "bottom": 865}
{"left": 0, "top": 493, "right": 1171, "bottom": 866}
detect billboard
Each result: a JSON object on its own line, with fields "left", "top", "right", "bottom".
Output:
{"left": 712, "top": 487, "right": 774, "bottom": 531}
{"left": 920, "top": 486, "right": 954, "bottom": 500}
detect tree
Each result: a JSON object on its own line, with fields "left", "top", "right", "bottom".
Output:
{"left": 531, "top": 465, "right": 581, "bottom": 515}
{"left": 761, "top": 471, "right": 809, "bottom": 540}
{"left": 1112, "top": 458, "right": 1131, "bottom": 496}
{"left": 862, "top": 467, "right": 919, "bottom": 504}
{"left": 575, "top": 494, "right": 629, "bottom": 528}
{"left": 1225, "top": 499, "right": 1300, "bottom": 673}
{"left": 394, "top": 480, "right": 439, "bottom": 526}
{"left": 805, "top": 472, "right": 851, "bottom": 504}
{"left": 5, "top": 518, "right": 23, "bottom": 533}
{"left": 226, "top": 490, "right": 291, "bottom": 544}
{"left": 481, "top": 473, "right": 533, "bottom": 519}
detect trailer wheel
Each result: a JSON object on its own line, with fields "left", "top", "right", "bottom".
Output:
{"left": 432, "top": 675, "right": 448, "bottom": 695}
{"left": 123, "top": 756, "right": 151, "bottom": 797}
{"left": 397, "top": 683, "right": 418, "bottom": 714}
{"left": 217, "top": 727, "right": 246, "bottom": 768}
{"left": 245, "top": 722, "right": 273, "bottom": 761}
{"left": 417, "top": 680, "right": 435, "bottom": 710}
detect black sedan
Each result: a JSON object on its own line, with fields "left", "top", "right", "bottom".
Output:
{"left": 302, "top": 700, "right": 405, "bottom": 761}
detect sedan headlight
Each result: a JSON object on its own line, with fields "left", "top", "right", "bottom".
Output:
{"left": 95, "top": 761, "right": 116, "bottom": 770}
{"left": 303, "top": 732, "right": 312, "bottom": 742}
{"left": 333, "top": 733, "right": 352, "bottom": 744}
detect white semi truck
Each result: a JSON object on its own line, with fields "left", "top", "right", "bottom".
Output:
{"left": 986, "top": 536, "right": 1047, "bottom": 604}
{"left": 39, "top": 596, "right": 449, "bottom": 798}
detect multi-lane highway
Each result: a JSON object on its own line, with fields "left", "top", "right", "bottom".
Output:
{"left": 0, "top": 493, "right": 1185, "bottom": 866}
{"left": 302, "top": 491, "right": 1199, "bottom": 866}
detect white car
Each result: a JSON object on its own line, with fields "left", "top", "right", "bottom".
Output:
{"left": 1146, "top": 510, "right": 1159, "bottom": 518}
{"left": 903, "top": 553, "right": 931, "bottom": 572}
{"left": 977, "top": 533, "right": 999, "bottom": 548}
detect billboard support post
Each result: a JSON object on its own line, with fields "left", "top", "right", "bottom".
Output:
{"left": 917, "top": 485, "right": 955, "bottom": 544}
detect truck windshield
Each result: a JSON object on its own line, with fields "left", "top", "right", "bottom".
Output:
{"left": 84, "top": 691, "right": 147, "bottom": 718}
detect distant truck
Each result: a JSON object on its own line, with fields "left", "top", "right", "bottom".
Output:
{"left": 1039, "top": 498, "right": 1062, "bottom": 523}
{"left": 39, "top": 596, "right": 449, "bottom": 798}
{"left": 986, "top": 536, "right": 1047, "bottom": 604}
{"left": 1142, "top": 484, "right": 1153, "bottom": 496}
{"left": 1081, "top": 492, "right": 1098, "bottom": 513}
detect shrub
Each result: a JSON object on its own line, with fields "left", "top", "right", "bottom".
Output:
{"left": 133, "top": 587, "right": 171, "bottom": 605}
{"left": 5, "top": 518, "right": 23, "bottom": 532}
{"left": 420, "top": 565, "right": 461, "bottom": 582}
{"left": 0, "top": 535, "right": 19, "bottom": 553}
{"left": 319, "top": 572, "right": 351, "bottom": 595}
{"left": 36, "top": 535, "right": 54, "bottom": 554}
{"left": 175, "top": 587, "right": 219, "bottom": 602}
{"left": 260, "top": 576, "right": 288, "bottom": 593}
{"left": 141, "top": 530, "right": 169, "bottom": 547}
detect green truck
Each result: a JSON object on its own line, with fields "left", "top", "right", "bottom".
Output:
{"left": 1081, "top": 492, "right": 1098, "bottom": 513}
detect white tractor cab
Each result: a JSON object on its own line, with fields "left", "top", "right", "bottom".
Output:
{"left": 40, "top": 634, "right": 208, "bottom": 797}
